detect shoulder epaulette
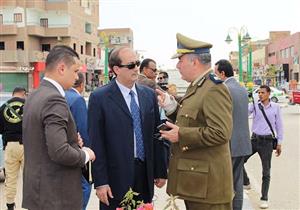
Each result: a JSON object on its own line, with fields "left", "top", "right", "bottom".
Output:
{"left": 209, "top": 73, "right": 223, "bottom": 84}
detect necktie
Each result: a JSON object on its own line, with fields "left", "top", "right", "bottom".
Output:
{"left": 129, "top": 90, "right": 145, "bottom": 160}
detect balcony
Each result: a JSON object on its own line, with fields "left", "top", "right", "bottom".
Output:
{"left": 0, "top": 50, "right": 27, "bottom": 63}
{"left": 28, "top": 51, "right": 49, "bottom": 62}
{"left": 46, "top": 0, "right": 69, "bottom": 11}
{"left": 0, "top": 24, "right": 17, "bottom": 35}
{"left": 26, "top": 1, "right": 45, "bottom": 9}
{"left": 27, "top": 25, "right": 45, "bottom": 37}
{"left": 27, "top": 24, "right": 70, "bottom": 37}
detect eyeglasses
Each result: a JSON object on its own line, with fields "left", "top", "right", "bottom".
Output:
{"left": 157, "top": 76, "right": 167, "bottom": 80}
{"left": 118, "top": 60, "right": 140, "bottom": 70}
{"left": 148, "top": 67, "right": 157, "bottom": 72}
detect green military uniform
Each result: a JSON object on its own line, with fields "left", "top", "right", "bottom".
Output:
{"left": 166, "top": 33, "right": 234, "bottom": 210}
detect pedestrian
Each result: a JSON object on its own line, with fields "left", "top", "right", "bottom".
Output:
{"left": 22, "top": 45, "right": 95, "bottom": 210}
{"left": 156, "top": 33, "right": 234, "bottom": 210}
{"left": 65, "top": 72, "right": 92, "bottom": 210}
{"left": 244, "top": 85, "right": 283, "bottom": 209}
{"left": 214, "top": 59, "right": 252, "bottom": 210}
{"left": 137, "top": 58, "right": 158, "bottom": 89}
{"left": 88, "top": 46, "right": 168, "bottom": 210}
{"left": 0, "top": 87, "right": 26, "bottom": 210}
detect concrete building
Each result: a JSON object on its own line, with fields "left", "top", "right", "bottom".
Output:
{"left": 95, "top": 28, "right": 134, "bottom": 86}
{"left": 0, "top": 0, "right": 99, "bottom": 92}
{"left": 267, "top": 31, "right": 300, "bottom": 86}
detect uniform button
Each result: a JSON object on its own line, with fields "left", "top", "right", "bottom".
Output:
{"left": 185, "top": 114, "right": 188, "bottom": 118}
{"left": 186, "top": 146, "right": 189, "bottom": 150}
{"left": 175, "top": 120, "right": 178, "bottom": 124}
{"left": 191, "top": 167, "right": 194, "bottom": 171}
{"left": 179, "top": 105, "right": 183, "bottom": 108}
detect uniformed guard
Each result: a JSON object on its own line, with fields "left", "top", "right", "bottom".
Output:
{"left": 0, "top": 87, "right": 26, "bottom": 210}
{"left": 156, "top": 33, "right": 234, "bottom": 210}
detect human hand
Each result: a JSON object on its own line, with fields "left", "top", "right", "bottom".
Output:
{"left": 159, "top": 121, "right": 179, "bottom": 143}
{"left": 77, "top": 132, "right": 83, "bottom": 148}
{"left": 156, "top": 89, "right": 166, "bottom": 107}
{"left": 275, "top": 144, "right": 282, "bottom": 157}
{"left": 154, "top": 178, "right": 166, "bottom": 188}
{"left": 96, "top": 185, "right": 114, "bottom": 206}
{"left": 82, "top": 147, "right": 96, "bottom": 161}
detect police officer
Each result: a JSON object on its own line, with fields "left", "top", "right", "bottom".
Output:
{"left": 0, "top": 87, "right": 26, "bottom": 210}
{"left": 156, "top": 33, "right": 234, "bottom": 210}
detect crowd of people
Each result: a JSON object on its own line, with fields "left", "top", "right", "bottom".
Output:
{"left": 0, "top": 33, "right": 283, "bottom": 210}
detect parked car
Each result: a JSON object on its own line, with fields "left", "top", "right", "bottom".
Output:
{"left": 0, "top": 93, "right": 12, "bottom": 182}
{"left": 288, "top": 90, "right": 300, "bottom": 105}
{"left": 252, "top": 87, "right": 286, "bottom": 103}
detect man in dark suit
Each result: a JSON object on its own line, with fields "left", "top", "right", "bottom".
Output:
{"left": 22, "top": 45, "right": 95, "bottom": 210}
{"left": 215, "top": 59, "right": 252, "bottom": 210}
{"left": 88, "top": 47, "right": 168, "bottom": 210}
{"left": 65, "top": 72, "right": 92, "bottom": 210}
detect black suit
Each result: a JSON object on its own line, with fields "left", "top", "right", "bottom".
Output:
{"left": 88, "top": 80, "right": 168, "bottom": 209}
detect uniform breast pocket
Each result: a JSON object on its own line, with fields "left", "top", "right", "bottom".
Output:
{"left": 176, "top": 158, "right": 209, "bottom": 199}
{"left": 178, "top": 108, "right": 198, "bottom": 126}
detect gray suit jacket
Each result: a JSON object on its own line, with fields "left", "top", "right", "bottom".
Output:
{"left": 225, "top": 77, "right": 252, "bottom": 157}
{"left": 22, "top": 80, "right": 86, "bottom": 210}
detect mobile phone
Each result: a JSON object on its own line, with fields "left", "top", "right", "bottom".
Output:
{"left": 157, "top": 123, "right": 171, "bottom": 131}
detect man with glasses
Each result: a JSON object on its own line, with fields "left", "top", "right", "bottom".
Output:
{"left": 0, "top": 87, "right": 26, "bottom": 210}
{"left": 157, "top": 71, "right": 169, "bottom": 91}
{"left": 137, "top": 58, "right": 158, "bottom": 89}
{"left": 88, "top": 47, "right": 168, "bottom": 210}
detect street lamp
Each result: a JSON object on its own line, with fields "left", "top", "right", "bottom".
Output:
{"left": 225, "top": 26, "right": 252, "bottom": 85}
{"left": 99, "top": 32, "right": 110, "bottom": 85}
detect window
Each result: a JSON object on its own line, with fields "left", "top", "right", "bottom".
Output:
{"left": 41, "top": 44, "right": 50, "bottom": 52}
{"left": 0, "top": 42, "right": 5, "bottom": 50}
{"left": 14, "top": 13, "right": 22, "bottom": 23}
{"left": 93, "top": 48, "right": 96, "bottom": 57}
{"left": 81, "top": 45, "right": 83, "bottom": 54}
{"left": 40, "top": 18, "right": 48, "bottom": 27}
{"left": 16, "top": 41, "right": 24, "bottom": 50}
{"left": 285, "top": 48, "right": 289, "bottom": 58}
{"left": 85, "top": 23, "right": 92, "bottom": 34}
{"left": 73, "top": 43, "right": 76, "bottom": 51}
{"left": 0, "top": 14, "right": 3, "bottom": 24}
{"left": 290, "top": 46, "right": 294, "bottom": 57}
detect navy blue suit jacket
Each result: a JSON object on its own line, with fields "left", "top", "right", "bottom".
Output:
{"left": 88, "top": 80, "right": 168, "bottom": 200}
{"left": 65, "top": 88, "right": 90, "bottom": 147}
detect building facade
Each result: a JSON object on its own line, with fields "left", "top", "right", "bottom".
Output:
{"left": 0, "top": 0, "right": 99, "bottom": 92}
{"left": 94, "top": 28, "right": 133, "bottom": 86}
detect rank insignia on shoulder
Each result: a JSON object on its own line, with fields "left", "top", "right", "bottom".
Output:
{"left": 197, "top": 76, "right": 206, "bottom": 87}
{"left": 209, "top": 73, "right": 223, "bottom": 84}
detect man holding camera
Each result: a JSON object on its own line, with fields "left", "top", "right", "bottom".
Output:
{"left": 244, "top": 85, "right": 283, "bottom": 209}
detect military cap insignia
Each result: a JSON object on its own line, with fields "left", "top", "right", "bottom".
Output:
{"left": 209, "top": 73, "right": 223, "bottom": 84}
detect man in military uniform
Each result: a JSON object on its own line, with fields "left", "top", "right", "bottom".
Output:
{"left": 0, "top": 87, "right": 26, "bottom": 210}
{"left": 156, "top": 33, "right": 234, "bottom": 210}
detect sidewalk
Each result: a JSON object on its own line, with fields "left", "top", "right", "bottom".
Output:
{"left": 0, "top": 175, "right": 254, "bottom": 210}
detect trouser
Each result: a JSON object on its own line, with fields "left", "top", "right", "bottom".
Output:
{"left": 81, "top": 176, "right": 92, "bottom": 210}
{"left": 184, "top": 200, "right": 232, "bottom": 210}
{"left": 244, "top": 136, "right": 273, "bottom": 201}
{"left": 4, "top": 142, "right": 24, "bottom": 204}
{"left": 232, "top": 156, "right": 245, "bottom": 210}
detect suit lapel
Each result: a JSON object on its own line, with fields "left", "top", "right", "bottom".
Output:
{"left": 108, "top": 80, "right": 132, "bottom": 118}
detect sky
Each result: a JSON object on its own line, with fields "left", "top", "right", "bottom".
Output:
{"left": 98, "top": 0, "right": 300, "bottom": 69}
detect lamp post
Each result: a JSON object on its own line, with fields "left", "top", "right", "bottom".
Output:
{"left": 99, "top": 32, "right": 110, "bottom": 85}
{"left": 225, "top": 27, "right": 252, "bottom": 85}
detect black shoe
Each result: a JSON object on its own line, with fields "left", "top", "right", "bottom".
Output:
{"left": 7, "top": 203, "right": 15, "bottom": 210}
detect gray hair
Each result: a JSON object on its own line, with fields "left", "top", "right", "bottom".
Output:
{"left": 187, "top": 53, "right": 211, "bottom": 65}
